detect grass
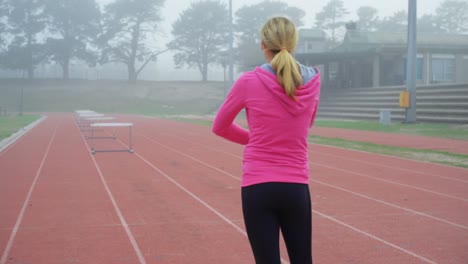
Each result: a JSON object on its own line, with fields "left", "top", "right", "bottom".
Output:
{"left": 314, "top": 120, "right": 468, "bottom": 141}
{"left": 310, "top": 135, "right": 468, "bottom": 168}
{"left": 0, "top": 115, "right": 41, "bottom": 140}
{"left": 0, "top": 79, "right": 225, "bottom": 117}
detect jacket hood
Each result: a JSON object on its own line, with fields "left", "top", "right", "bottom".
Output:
{"left": 254, "top": 65, "right": 321, "bottom": 115}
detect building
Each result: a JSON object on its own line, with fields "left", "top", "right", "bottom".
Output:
{"left": 296, "top": 29, "right": 468, "bottom": 90}
{"left": 296, "top": 28, "right": 328, "bottom": 54}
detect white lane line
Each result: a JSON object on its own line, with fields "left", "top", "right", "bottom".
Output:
{"left": 158, "top": 130, "right": 468, "bottom": 203}
{"left": 149, "top": 133, "right": 468, "bottom": 230}
{"left": 130, "top": 131, "right": 439, "bottom": 264}
{"left": 138, "top": 151, "right": 290, "bottom": 264}
{"left": 312, "top": 142, "right": 468, "bottom": 180}
{"left": 144, "top": 119, "right": 467, "bottom": 184}
{"left": 312, "top": 210, "right": 438, "bottom": 264}
{"left": 134, "top": 152, "right": 247, "bottom": 236}
{"left": 315, "top": 149, "right": 468, "bottom": 184}
{"left": 112, "top": 133, "right": 290, "bottom": 264}
{"left": 0, "top": 124, "right": 57, "bottom": 264}
{"left": 76, "top": 122, "right": 147, "bottom": 264}
{"left": 138, "top": 133, "right": 240, "bottom": 180}
{"left": 0, "top": 115, "right": 48, "bottom": 156}
{"left": 312, "top": 162, "right": 468, "bottom": 202}
{"left": 310, "top": 178, "right": 468, "bottom": 230}
{"left": 152, "top": 122, "right": 466, "bottom": 186}
{"left": 199, "top": 143, "right": 468, "bottom": 229}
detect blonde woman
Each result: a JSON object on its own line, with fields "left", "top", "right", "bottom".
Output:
{"left": 212, "top": 17, "right": 320, "bottom": 264}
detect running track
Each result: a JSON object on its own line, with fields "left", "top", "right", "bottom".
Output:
{"left": 0, "top": 113, "right": 467, "bottom": 264}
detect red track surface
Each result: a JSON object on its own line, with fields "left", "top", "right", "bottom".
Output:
{"left": 231, "top": 117, "right": 468, "bottom": 155}
{"left": 310, "top": 127, "right": 468, "bottom": 155}
{"left": 1, "top": 113, "right": 467, "bottom": 264}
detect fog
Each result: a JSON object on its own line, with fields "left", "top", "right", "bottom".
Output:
{"left": 131, "top": 0, "right": 445, "bottom": 81}
{"left": 0, "top": 0, "right": 446, "bottom": 81}
{"left": 155, "top": 0, "right": 440, "bottom": 81}
{"left": 2, "top": 0, "right": 464, "bottom": 117}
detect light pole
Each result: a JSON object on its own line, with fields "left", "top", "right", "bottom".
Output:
{"left": 222, "top": 56, "right": 227, "bottom": 98}
{"left": 19, "top": 85, "right": 24, "bottom": 116}
{"left": 228, "top": 0, "right": 234, "bottom": 89}
{"left": 405, "top": 0, "right": 417, "bottom": 123}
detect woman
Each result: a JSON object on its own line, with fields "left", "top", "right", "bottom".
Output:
{"left": 212, "top": 17, "right": 320, "bottom": 264}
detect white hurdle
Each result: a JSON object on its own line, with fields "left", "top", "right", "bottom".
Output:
{"left": 75, "top": 111, "right": 105, "bottom": 131}
{"left": 82, "top": 116, "right": 116, "bottom": 137}
{"left": 90, "top": 122, "right": 134, "bottom": 154}
{"left": 74, "top": 110, "right": 134, "bottom": 154}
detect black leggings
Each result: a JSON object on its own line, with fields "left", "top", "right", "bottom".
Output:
{"left": 242, "top": 182, "right": 313, "bottom": 264}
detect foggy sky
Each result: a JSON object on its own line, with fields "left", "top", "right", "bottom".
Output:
{"left": 98, "top": 0, "right": 446, "bottom": 81}
{"left": 156, "top": 0, "right": 444, "bottom": 36}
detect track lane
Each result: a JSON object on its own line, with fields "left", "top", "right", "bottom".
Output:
{"left": 1, "top": 114, "right": 143, "bottom": 264}
{"left": 86, "top": 129, "right": 257, "bottom": 262}
{"left": 129, "top": 116, "right": 468, "bottom": 264}
{"left": 0, "top": 116, "right": 56, "bottom": 257}
{"left": 139, "top": 118, "right": 468, "bottom": 227}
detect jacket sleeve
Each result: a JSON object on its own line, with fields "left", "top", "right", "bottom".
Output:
{"left": 309, "top": 100, "right": 319, "bottom": 127}
{"left": 212, "top": 78, "right": 250, "bottom": 145}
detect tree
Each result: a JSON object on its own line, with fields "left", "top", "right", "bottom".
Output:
{"left": 3, "top": 0, "right": 47, "bottom": 79}
{"left": 235, "top": 1, "right": 305, "bottom": 43}
{"left": 44, "top": 0, "right": 100, "bottom": 80}
{"left": 315, "top": 0, "right": 349, "bottom": 45}
{"left": 0, "top": 1, "right": 7, "bottom": 49}
{"left": 377, "top": 10, "right": 407, "bottom": 32}
{"left": 356, "top": 6, "right": 379, "bottom": 31}
{"left": 168, "top": 0, "right": 229, "bottom": 82}
{"left": 234, "top": 0, "right": 305, "bottom": 70}
{"left": 434, "top": 0, "right": 468, "bottom": 33}
{"left": 418, "top": 14, "right": 442, "bottom": 33}
{"left": 100, "top": 0, "right": 165, "bottom": 83}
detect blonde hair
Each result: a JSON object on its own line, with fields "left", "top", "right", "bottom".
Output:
{"left": 260, "top": 17, "right": 302, "bottom": 100}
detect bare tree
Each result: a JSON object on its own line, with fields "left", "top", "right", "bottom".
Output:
{"left": 44, "top": 0, "right": 101, "bottom": 79}
{"left": 377, "top": 10, "right": 407, "bottom": 32}
{"left": 356, "top": 6, "right": 379, "bottom": 31}
{"left": 434, "top": 0, "right": 468, "bottom": 33}
{"left": 100, "top": 0, "right": 166, "bottom": 83}
{"left": 168, "top": 0, "right": 229, "bottom": 82}
{"left": 3, "top": 0, "right": 47, "bottom": 79}
{"left": 315, "top": 0, "right": 349, "bottom": 46}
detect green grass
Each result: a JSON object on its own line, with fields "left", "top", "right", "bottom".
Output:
{"left": 0, "top": 115, "right": 41, "bottom": 140}
{"left": 314, "top": 120, "right": 468, "bottom": 141}
{"left": 171, "top": 117, "right": 213, "bottom": 127}
{"left": 310, "top": 135, "right": 468, "bottom": 168}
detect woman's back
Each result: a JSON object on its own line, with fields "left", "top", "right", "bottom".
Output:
{"left": 237, "top": 65, "right": 320, "bottom": 186}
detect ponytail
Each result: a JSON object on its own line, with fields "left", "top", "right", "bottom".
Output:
{"left": 271, "top": 49, "right": 302, "bottom": 100}
{"left": 260, "top": 17, "right": 302, "bottom": 100}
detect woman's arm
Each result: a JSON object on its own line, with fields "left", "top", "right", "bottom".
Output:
{"left": 212, "top": 79, "right": 250, "bottom": 145}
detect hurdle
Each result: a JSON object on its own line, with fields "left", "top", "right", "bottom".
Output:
{"left": 82, "top": 116, "right": 116, "bottom": 138}
{"left": 90, "top": 122, "right": 134, "bottom": 154}
{"left": 76, "top": 112, "right": 105, "bottom": 131}
{"left": 74, "top": 110, "right": 98, "bottom": 122}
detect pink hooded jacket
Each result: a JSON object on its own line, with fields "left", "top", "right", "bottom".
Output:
{"left": 212, "top": 65, "right": 321, "bottom": 187}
